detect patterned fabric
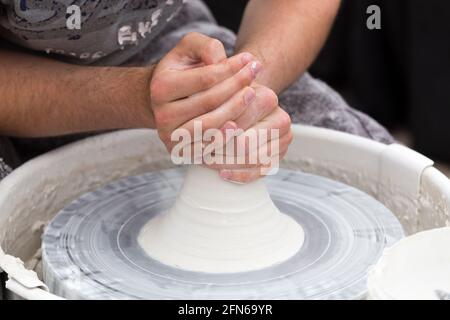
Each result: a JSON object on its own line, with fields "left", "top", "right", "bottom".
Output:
{"left": 0, "top": 0, "right": 184, "bottom": 65}
{"left": 279, "top": 73, "right": 394, "bottom": 144}
{"left": 0, "top": 158, "right": 12, "bottom": 180}
{"left": 0, "top": 136, "right": 19, "bottom": 179}
{"left": 0, "top": 0, "right": 394, "bottom": 181}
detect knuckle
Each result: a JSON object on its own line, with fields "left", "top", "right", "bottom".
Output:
{"left": 157, "top": 131, "right": 171, "bottom": 147}
{"left": 206, "top": 38, "right": 224, "bottom": 54}
{"left": 201, "top": 118, "right": 213, "bottom": 130}
{"left": 236, "top": 70, "right": 251, "bottom": 88}
{"left": 260, "top": 87, "right": 279, "bottom": 108}
{"left": 200, "top": 70, "right": 216, "bottom": 88}
{"left": 181, "top": 32, "right": 199, "bottom": 44}
{"left": 204, "top": 94, "right": 220, "bottom": 110}
{"left": 150, "top": 75, "right": 168, "bottom": 104}
{"left": 153, "top": 109, "right": 171, "bottom": 128}
{"left": 217, "top": 60, "right": 233, "bottom": 77}
{"left": 153, "top": 110, "right": 164, "bottom": 127}
{"left": 279, "top": 110, "right": 292, "bottom": 128}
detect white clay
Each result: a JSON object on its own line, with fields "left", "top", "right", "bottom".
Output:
{"left": 368, "top": 227, "right": 450, "bottom": 300}
{"left": 138, "top": 165, "right": 304, "bottom": 273}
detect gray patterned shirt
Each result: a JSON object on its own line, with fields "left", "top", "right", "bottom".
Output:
{"left": 0, "top": 0, "right": 184, "bottom": 65}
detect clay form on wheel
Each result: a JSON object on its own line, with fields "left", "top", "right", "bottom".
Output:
{"left": 138, "top": 165, "right": 305, "bottom": 273}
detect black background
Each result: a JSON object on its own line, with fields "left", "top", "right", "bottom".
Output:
{"left": 204, "top": 0, "right": 450, "bottom": 161}
{"left": 0, "top": 300, "right": 447, "bottom": 318}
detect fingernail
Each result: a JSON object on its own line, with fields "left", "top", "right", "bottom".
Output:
{"left": 250, "top": 61, "right": 262, "bottom": 77}
{"left": 244, "top": 88, "right": 256, "bottom": 105}
{"left": 219, "top": 169, "right": 232, "bottom": 180}
{"left": 241, "top": 52, "right": 253, "bottom": 65}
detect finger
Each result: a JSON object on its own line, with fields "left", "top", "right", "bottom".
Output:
{"left": 175, "top": 32, "right": 227, "bottom": 65}
{"left": 219, "top": 167, "right": 263, "bottom": 184}
{"left": 153, "top": 52, "right": 254, "bottom": 102}
{"left": 168, "top": 125, "right": 291, "bottom": 168}
{"left": 211, "top": 86, "right": 281, "bottom": 156}
{"left": 205, "top": 130, "right": 292, "bottom": 169}
{"left": 214, "top": 108, "right": 291, "bottom": 157}
{"left": 204, "top": 120, "right": 239, "bottom": 152}
{"left": 167, "top": 86, "right": 256, "bottom": 150}
{"left": 235, "top": 107, "right": 292, "bottom": 151}
{"left": 160, "top": 61, "right": 262, "bottom": 130}
{"left": 194, "top": 120, "right": 238, "bottom": 164}
{"left": 233, "top": 84, "right": 279, "bottom": 131}
{"left": 218, "top": 149, "right": 287, "bottom": 184}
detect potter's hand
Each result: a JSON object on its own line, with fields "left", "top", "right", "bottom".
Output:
{"left": 206, "top": 84, "right": 293, "bottom": 184}
{"left": 150, "top": 32, "right": 262, "bottom": 152}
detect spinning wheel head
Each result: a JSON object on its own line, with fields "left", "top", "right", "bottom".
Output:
{"left": 42, "top": 168, "right": 404, "bottom": 299}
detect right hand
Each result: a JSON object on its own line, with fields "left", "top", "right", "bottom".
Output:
{"left": 149, "top": 32, "right": 262, "bottom": 153}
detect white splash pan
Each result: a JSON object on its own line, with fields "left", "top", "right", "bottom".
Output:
{"left": 0, "top": 124, "right": 449, "bottom": 299}
{"left": 367, "top": 226, "right": 450, "bottom": 299}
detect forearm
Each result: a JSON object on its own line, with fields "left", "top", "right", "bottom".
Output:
{"left": 0, "top": 49, "right": 154, "bottom": 137}
{"left": 235, "top": 0, "right": 340, "bottom": 93}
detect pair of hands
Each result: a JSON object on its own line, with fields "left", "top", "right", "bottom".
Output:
{"left": 149, "top": 33, "right": 293, "bottom": 183}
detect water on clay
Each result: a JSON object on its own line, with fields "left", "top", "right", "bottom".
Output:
{"left": 42, "top": 168, "right": 404, "bottom": 299}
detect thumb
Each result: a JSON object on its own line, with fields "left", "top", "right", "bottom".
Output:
{"left": 176, "top": 32, "right": 227, "bottom": 65}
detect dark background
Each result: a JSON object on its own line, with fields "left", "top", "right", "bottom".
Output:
{"left": 204, "top": 0, "right": 450, "bottom": 162}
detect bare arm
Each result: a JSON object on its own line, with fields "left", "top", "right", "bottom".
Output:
{"left": 235, "top": 0, "right": 341, "bottom": 93}
{"left": 0, "top": 48, "right": 154, "bottom": 137}
{"left": 0, "top": 33, "right": 252, "bottom": 139}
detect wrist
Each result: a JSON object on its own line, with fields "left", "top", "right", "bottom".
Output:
{"left": 91, "top": 65, "right": 156, "bottom": 130}
{"left": 120, "top": 66, "right": 155, "bottom": 129}
{"left": 235, "top": 45, "right": 282, "bottom": 93}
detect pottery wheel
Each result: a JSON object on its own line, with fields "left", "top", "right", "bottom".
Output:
{"left": 42, "top": 168, "right": 404, "bottom": 299}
